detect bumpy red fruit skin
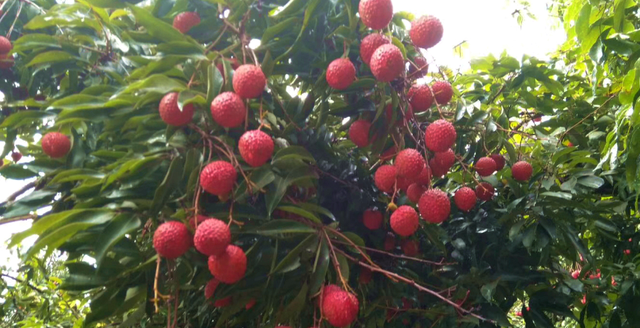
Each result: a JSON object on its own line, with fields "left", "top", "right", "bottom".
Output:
{"left": 380, "top": 146, "right": 398, "bottom": 162}
{"left": 416, "top": 166, "right": 432, "bottom": 185}
{"left": 401, "top": 239, "right": 419, "bottom": 256}
{"left": 475, "top": 182, "right": 495, "bottom": 201}
{"left": 370, "top": 44, "right": 404, "bottom": 82}
{"left": 322, "top": 287, "right": 359, "bottom": 327}
{"left": 349, "top": 120, "right": 372, "bottom": 148}
{"left": 475, "top": 157, "right": 497, "bottom": 177}
{"left": 407, "top": 85, "right": 433, "bottom": 112}
{"left": 0, "top": 36, "right": 12, "bottom": 54}
{"left": 512, "top": 161, "right": 533, "bottom": 181}
{"left": 360, "top": 33, "right": 390, "bottom": 65}
{"left": 410, "top": 16, "right": 443, "bottom": 49}
{"left": 390, "top": 205, "right": 419, "bottom": 237}
{"left": 194, "top": 218, "right": 231, "bottom": 256}
{"left": 204, "top": 279, "right": 219, "bottom": 299}
{"left": 0, "top": 54, "right": 13, "bottom": 69}
{"left": 409, "top": 56, "right": 428, "bottom": 77}
{"left": 153, "top": 221, "right": 192, "bottom": 259}
{"left": 490, "top": 154, "right": 506, "bottom": 171}
{"left": 434, "top": 149, "right": 455, "bottom": 171}
{"left": 358, "top": 0, "right": 393, "bottom": 30}
{"left": 384, "top": 232, "right": 395, "bottom": 251}
{"left": 188, "top": 214, "right": 211, "bottom": 230}
{"left": 374, "top": 165, "right": 397, "bottom": 193}
{"left": 429, "top": 158, "right": 447, "bottom": 178}
{"left": 395, "top": 149, "right": 425, "bottom": 178}
{"left": 326, "top": 58, "right": 356, "bottom": 90}
{"left": 11, "top": 152, "right": 22, "bottom": 162}
{"left": 396, "top": 176, "right": 411, "bottom": 192}
{"left": 454, "top": 187, "right": 476, "bottom": 212}
{"left": 431, "top": 81, "right": 453, "bottom": 105}
{"left": 210, "top": 92, "right": 246, "bottom": 128}
{"left": 159, "top": 92, "right": 194, "bottom": 126}
{"left": 214, "top": 297, "right": 231, "bottom": 307}
{"left": 407, "top": 183, "right": 426, "bottom": 203}
{"left": 239, "top": 130, "right": 274, "bottom": 167}
{"left": 424, "top": 119, "right": 456, "bottom": 152}
{"left": 418, "top": 189, "right": 450, "bottom": 224}
{"left": 233, "top": 65, "right": 266, "bottom": 99}
{"left": 363, "top": 209, "right": 383, "bottom": 230}
{"left": 200, "top": 161, "right": 237, "bottom": 196}
{"left": 42, "top": 132, "right": 71, "bottom": 158}
{"left": 173, "top": 12, "right": 200, "bottom": 34}
{"left": 208, "top": 245, "right": 247, "bottom": 284}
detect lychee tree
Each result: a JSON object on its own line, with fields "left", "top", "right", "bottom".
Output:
{"left": 0, "top": 0, "right": 638, "bottom": 327}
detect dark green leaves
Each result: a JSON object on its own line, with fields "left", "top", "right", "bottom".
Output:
{"left": 127, "top": 4, "right": 185, "bottom": 43}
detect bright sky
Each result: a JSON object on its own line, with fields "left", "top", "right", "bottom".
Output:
{"left": 0, "top": 0, "right": 565, "bottom": 273}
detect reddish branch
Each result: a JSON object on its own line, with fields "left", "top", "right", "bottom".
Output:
{"left": 329, "top": 239, "right": 456, "bottom": 266}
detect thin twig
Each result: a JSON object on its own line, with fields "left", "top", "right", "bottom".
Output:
{"left": 6, "top": 1, "right": 23, "bottom": 38}
{"left": 0, "top": 214, "right": 38, "bottom": 226}
{"left": 330, "top": 239, "right": 455, "bottom": 266}
{"left": 1, "top": 273, "right": 43, "bottom": 293}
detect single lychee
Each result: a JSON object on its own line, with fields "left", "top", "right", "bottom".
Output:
{"left": 624, "top": 249, "right": 631, "bottom": 255}
{"left": 233, "top": 64, "right": 266, "bottom": 99}
{"left": 434, "top": 149, "right": 455, "bottom": 171}
{"left": 374, "top": 165, "right": 397, "bottom": 193}
{"left": 390, "top": 205, "right": 419, "bottom": 237}
{"left": 188, "top": 214, "right": 212, "bottom": 230}
{"left": 322, "top": 287, "right": 359, "bottom": 327}
{"left": 205, "top": 278, "right": 220, "bottom": 299}
{"left": 408, "top": 56, "right": 428, "bottom": 77}
{"left": 194, "top": 218, "right": 231, "bottom": 256}
{"left": 173, "top": 12, "right": 200, "bottom": 34}
{"left": 359, "top": 267, "right": 373, "bottom": 284}
{"left": 380, "top": 145, "right": 398, "bottom": 162}
{"left": 200, "top": 161, "right": 237, "bottom": 196}
{"left": 416, "top": 166, "right": 432, "bottom": 185}
{"left": 210, "top": 91, "right": 246, "bottom": 128}
{"left": 42, "top": 132, "right": 71, "bottom": 158}
{"left": 363, "top": 209, "right": 383, "bottom": 230}
{"left": 153, "top": 221, "right": 192, "bottom": 259}
{"left": 401, "top": 239, "right": 419, "bottom": 257}
{"left": 0, "top": 54, "right": 13, "bottom": 69}
{"left": 396, "top": 176, "right": 411, "bottom": 192}
{"left": 431, "top": 81, "right": 453, "bottom": 105}
{"left": 0, "top": 36, "right": 11, "bottom": 55}
{"left": 418, "top": 189, "right": 450, "bottom": 224}
{"left": 370, "top": 44, "right": 404, "bottom": 82}
{"left": 395, "top": 148, "right": 425, "bottom": 178}
{"left": 11, "top": 151, "right": 22, "bottom": 162}
{"left": 429, "top": 158, "right": 448, "bottom": 178}
{"left": 245, "top": 299, "right": 256, "bottom": 310}
{"left": 326, "top": 58, "right": 356, "bottom": 90}
{"left": 490, "top": 154, "right": 506, "bottom": 171}
{"left": 571, "top": 271, "right": 580, "bottom": 279}
{"left": 214, "top": 296, "right": 232, "bottom": 307}
{"left": 239, "top": 130, "right": 274, "bottom": 167}
{"left": 406, "top": 183, "right": 426, "bottom": 203}
{"left": 358, "top": 0, "right": 393, "bottom": 30}
{"left": 360, "top": 33, "right": 390, "bottom": 65}
{"left": 475, "top": 157, "right": 497, "bottom": 177}
{"left": 424, "top": 119, "right": 456, "bottom": 152}
{"left": 454, "top": 187, "right": 476, "bottom": 212}
{"left": 475, "top": 182, "right": 494, "bottom": 201}
{"left": 407, "top": 84, "right": 433, "bottom": 112}
{"left": 384, "top": 232, "right": 395, "bottom": 251}
{"left": 512, "top": 161, "right": 533, "bottom": 181}
{"left": 349, "top": 120, "right": 372, "bottom": 148}
{"left": 159, "top": 92, "right": 194, "bottom": 126}
{"left": 208, "top": 244, "right": 247, "bottom": 284}
{"left": 409, "top": 16, "right": 443, "bottom": 49}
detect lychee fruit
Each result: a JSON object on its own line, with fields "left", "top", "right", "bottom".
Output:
{"left": 390, "top": 205, "right": 419, "bottom": 237}
{"left": 173, "top": 12, "right": 200, "bottom": 34}
{"left": 408, "top": 56, "right": 428, "bottom": 77}
{"left": 416, "top": 166, "right": 432, "bottom": 185}
{"left": 349, "top": 120, "right": 372, "bottom": 148}
{"left": 194, "top": 218, "right": 231, "bottom": 256}
{"left": 380, "top": 145, "right": 398, "bottom": 162}
{"left": 475, "top": 157, "right": 497, "bottom": 177}
{"left": 358, "top": 0, "right": 393, "bottom": 30}
{"left": 374, "top": 165, "right": 397, "bottom": 193}
{"left": 189, "top": 214, "right": 212, "bottom": 230}
{"left": 239, "top": 130, "right": 274, "bottom": 167}
{"left": 407, "top": 84, "right": 433, "bottom": 112}
{"left": 11, "top": 151, "right": 22, "bottom": 162}
{"left": 0, "top": 36, "right": 11, "bottom": 55}
{"left": 321, "top": 286, "right": 359, "bottom": 327}
{"left": 624, "top": 249, "right": 631, "bottom": 255}
{"left": 429, "top": 158, "right": 448, "bottom": 178}
{"left": 418, "top": 189, "right": 450, "bottom": 224}
{"left": 409, "top": 16, "right": 443, "bottom": 49}
{"left": 0, "top": 54, "right": 13, "bottom": 69}
{"left": 159, "top": 92, "right": 194, "bottom": 126}
{"left": 363, "top": 209, "right": 383, "bottom": 230}
{"left": 360, "top": 33, "right": 390, "bottom": 65}
{"left": 424, "top": 119, "right": 456, "bottom": 152}
{"left": 571, "top": 271, "right": 580, "bottom": 279}
{"left": 153, "top": 221, "right": 192, "bottom": 259}
{"left": 454, "top": 187, "right": 476, "bottom": 212}
{"left": 384, "top": 232, "right": 396, "bottom": 251}
{"left": 214, "top": 296, "right": 232, "bottom": 307}
{"left": 205, "top": 278, "right": 219, "bottom": 299}
{"left": 395, "top": 148, "right": 425, "bottom": 178}
{"left": 42, "top": 132, "right": 71, "bottom": 158}
{"left": 490, "top": 154, "right": 505, "bottom": 171}
{"left": 512, "top": 161, "right": 533, "bottom": 181}
{"left": 475, "top": 182, "right": 495, "bottom": 201}
{"left": 396, "top": 176, "right": 411, "bottom": 192}
{"left": 233, "top": 64, "right": 266, "bottom": 99}
{"left": 358, "top": 267, "right": 373, "bottom": 284}
{"left": 401, "top": 239, "right": 419, "bottom": 257}
{"left": 431, "top": 81, "right": 453, "bottom": 105}
{"left": 245, "top": 299, "right": 256, "bottom": 310}
{"left": 434, "top": 149, "right": 455, "bottom": 171}
{"left": 216, "top": 57, "right": 240, "bottom": 77}
{"left": 326, "top": 58, "right": 356, "bottom": 90}
{"left": 200, "top": 161, "right": 237, "bottom": 196}
{"left": 370, "top": 44, "right": 404, "bottom": 82}
{"left": 208, "top": 244, "right": 247, "bottom": 284}
{"left": 407, "top": 183, "right": 426, "bottom": 203}
{"left": 210, "top": 91, "right": 246, "bottom": 128}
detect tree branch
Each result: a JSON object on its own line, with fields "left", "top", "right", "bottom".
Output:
{"left": 1, "top": 273, "right": 43, "bottom": 293}
{"left": 0, "top": 214, "right": 37, "bottom": 226}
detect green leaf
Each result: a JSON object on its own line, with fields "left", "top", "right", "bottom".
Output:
{"left": 271, "top": 146, "right": 316, "bottom": 167}
{"left": 127, "top": 4, "right": 185, "bottom": 43}
{"left": 280, "top": 282, "right": 308, "bottom": 322}
{"left": 83, "top": 0, "right": 127, "bottom": 8}
{"left": 481, "top": 279, "right": 499, "bottom": 302}
{"left": 336, "top": 253, "right": 350, "bottom": 282}
{"left": 265, "top": 166, "right": 317, "bottom": 214}
{"left": 248, "top": 219, "right": 315, "bottom": 237}
{"left": 150, "top": 156, "right": 185, "bottom": 215}
{"left": 234, "top": 165, "right": 276, "bottom": 201}
{"left": 309, "top": 239, "right": 330, "bottom": 294}
{"left": 0, "top": 165, "right": 39, "bottom": 180}
{"left": 578, "top": 176, "right": 604, "bottom": 189}
{"left": 391, "top": 37, "right": 407, "bottom": 59}
{"left": 275, "top": 205, "right": 321, "bottom": 223}
{"left": 0, "top": 110, "right": 55, "bottom": 128}
{"left": 614, "top": 0, "right": 629, "bottom": 33}
{"left": 27, "top": 51, "right": 84, "bottom": 67}
{"left": 540, "top": 192, "right": 573, "bottom": 200}
{"left": 95, "top": 214, "right": 141, "bottom": 269}
{"left": 118, "top": 74, "right": 186, "bottom": 96}
{"left": 261, "top": 17, "right": 299, "bottom": 44}
{"left": 272, "top": 234, "right": 317, "bottom": 274}
{"left": 206, "top": 62, "right": 224, "bottom": 104}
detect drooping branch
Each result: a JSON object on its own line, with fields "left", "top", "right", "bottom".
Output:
{"left": 1, "top": 273, "right": 43, "bottom": 293}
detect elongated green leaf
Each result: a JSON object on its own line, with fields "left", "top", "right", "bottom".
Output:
{"left": 275, "top": 205, "right": 321, "bottom": 223}
{"left": 150, "top": 156, "right": 185, "bottom": 214}
{"left": 309, "top": 239, "right": 329, "bottom": 294}
{"left": 127, "top": 4, "right": 185, "bottom": 43}
{"left": 0, "top": 111, "right": 55, "bottom": 128}
{"left": 280, "top": 282, "right": 308, "bottom": 321}
{"left": 265, "top": 166, "right": 317, "bottom": 214}
{"left": 0, "top": 165, "right": 39, "bottom": 180}
{"left": 249, "top": 219, "right": 315, "bottom": 237}
{"left": 27, "top": 51, "right": 84, "bottom": 67}
{"left": 95, "top": 213, "right": 141, "bottom": 269}
{"left": 206, "top": 62, "right": 224, "bottom": 104}
{"left": 272, "top": 234, "right": 317, "bottom": 274}
{"left": 261, "top": 17, "right": 299, "bottom": 44}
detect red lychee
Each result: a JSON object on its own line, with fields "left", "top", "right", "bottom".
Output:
{"left": 424, "top": 119, "right": 456, "bottom": 152}
{"left": 349, "top": 120, "right": 372, "bottom": 148}
{"left": 407, "top": 84, "right": 433, "bottom": 112}
{"left": 380, "top": 145, "right": 398, "bottom": 162}
{"left": 396, "top": 176, "right": 411, "bottom": 192}
{"left": 360, "top": 33, "right": 390, "bottom": 65}
{"left": 153, "top": 221, "right": 192, "bottom": 259}
{"left": 0, "top": 54, "right": 13, "bottom": 69}
{"left": 245, "top": 299, "right": 256, "bottom": 310}
{"left": 390, "top": 205, "right": 419, "bottom": 237}
{"left": 571, "top": 271, "right": 580, "bottom": 279}
{"left": 407, "top": 183, "right": 426, "bottom": 203}
{"left": 395, "top": 148, "right": 425, "bottom": 178}
{"left": 41, "top": 132, "right": 71, "bottom": 158}
{"left": 239, "top": 130, "right": 274, "bottom": 167}
{"left": 358, "top": 0, "right": 393, "bottom": 30}
{"left": 431, "top": 81, "right": 453, "bottom": 105}
{"left": 429, "top": 158, "right": 448, "bottom": 178}
{"left": 434, "top": 149, "right": 455, "bottom": 171}
{"left": 374, "top": 165, "right": 397, "bottom": 193}
{"left": 189, "top": 214, "right": 212, "bottom": 230}
{"left": 232, "top": 64, "right": 266, "bottom": 99}
{"left": 210, "top": 92, "right": 246, "bottom": 128}
{"left": 454, "top": 187, "right": 476, "bottom": 212}
{"left": 418, "top": 189, "right": 450, "bottom": 224}
{"left": 200, "top": 161, "right": 237, "bottom": 196}
{"left": 401, "top": 239, "right": 419, "bottom": 256}
{"left": 326, "top": 58, "right": 356, "bottom": 90}
{"left": 208, "top": 244, "right": 247, "bottom": 284}
{"left": 512, "top": 161, "right": 533, "bottom": 181}
{"left": 475, "top": 182, "right": 495, "bottom": 201}
{"left": 194, "top": 218, "right": 231, "bottom": 256}
{"left": 384, "top": 232, "right": 396, "bottom": 251}
{"left": 363, "top": 209, "right": 383, "bottom": 230}
{"left": 216, "top": 57, "right": 240, "bottom": 77}
{"left": 322, "top": 287, "right": 359, "bottom": 327}
{"left": 416, "top": 166, "right": 432, "bottom": 185}
{"left": 159, "top": 92, "right": 194, "bottom": 126}
{"left": 409, "top": 56, "right": 428, "bottom": 77}
{"left": 624, "top": 249, "right": 631, "bottom": 255}
{"left": 359, "top": 267, "right": 373, "bottom": 284}
{"left": 409, "top": 16, "right": 443, "bottom": 49}
{"left": 475, "top": 157, "right": 497, "bottom": 177}
{"left": 173, "top": 12, "right": 200, "bottom": 34}
{"left": 204, "top": 278, "right": 219, "bottom": 299}
{"left": 370, "top": 44, "right": 404, "bottom": 82}
{"left": 490, "top": 154, "right": 506, "bottom": 171}
{"left": 214, "top": 296, "right": 232, "bottom": 307}
{"left": 0, "top": 36, "right": 11, "bottom": 55}
{"left": 11, "top": 151, "right": 22, "bottom": 162}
